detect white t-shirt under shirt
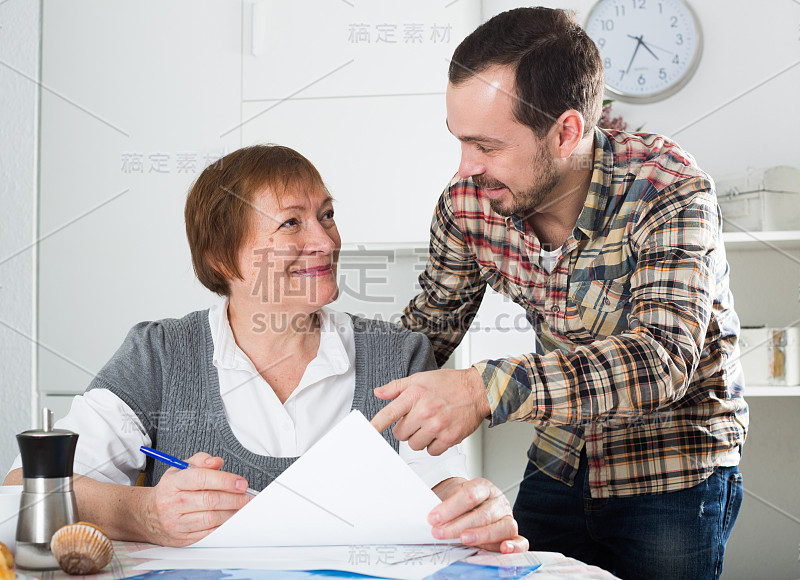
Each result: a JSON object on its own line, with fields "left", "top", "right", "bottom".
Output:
{"left": 9, "top": 299, "right": 467, "bottom": 488}
{"left": 539, "top": 246, "right": 562, "bottom": 275}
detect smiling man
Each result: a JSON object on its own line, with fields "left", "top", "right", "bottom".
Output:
{"left": 371, "top": 7, "right": 747, "bottom": 579}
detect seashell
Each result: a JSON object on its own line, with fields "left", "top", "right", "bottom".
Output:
{"left": 50, "top": 521, "right": 113, "bottom": 575}
{"left": 0, "top": 541, "right": 13, "bottom": 580}
{"left": 0, "top": 541, "right": 12, "bottom": 568}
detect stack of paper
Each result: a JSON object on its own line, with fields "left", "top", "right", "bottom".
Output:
{"left": 133, "top": 411, "right": 473, "bottom": 579}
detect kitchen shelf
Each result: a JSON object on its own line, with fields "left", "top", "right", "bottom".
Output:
{"left": 722, "top": 230, "right": 800, "bottom": 250}
{"left": 340, "top": 242, "right": 427, "bottom": 254}
{"left": 744, "top": 386, "right": 800, "bottom": 397}
{"left": 344, "top": 233, "right": 800, "bottom": 252}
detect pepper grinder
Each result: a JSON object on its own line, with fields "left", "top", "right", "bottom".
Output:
{"left": 15, "top": 408, "right": 79, "bottom": 570}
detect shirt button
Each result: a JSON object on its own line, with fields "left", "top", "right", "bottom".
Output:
{"left": 551, "top": 305, "right": 560, "bottom": 314}
{"left": 603, "top": 298, "right": 611, "bottom": 306}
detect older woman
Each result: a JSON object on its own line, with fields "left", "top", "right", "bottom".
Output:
{"left": 5, "top": 145, "right": 527, "bottom": 553}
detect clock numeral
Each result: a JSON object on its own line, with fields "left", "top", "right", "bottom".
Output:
{"left": 619, "top": 69, "right": 626, "bottom": 81}
{"left": 615, "top": 5, "right": 625, "bottom": 16}
{"left": 601, "top": 19, "right": 615, "bottom": 31}
{"left": 637, "top": 74, "right": 647, "bottom": 85}
{"left": 659, "top": 68, "right": 667, "bottom": 80}
{"left": 604, "top": 57, "right": 612, "bottom": 69}
{"left": 631, "top": 0, "right": 646, "bottom": 9}
{"left": 672, "top": 54, "right": 680, "bottom": 65}
{"left": 675, "top": 33, "right": 684, "bottom": 45}
{"left": 658, "top": 2, "right": 663, "bottom": 13}
{"left": 597, "top": 37, "right": 606, "bottom": 48}
{"left": 670, "top": 15, "right": 678, "bottom": 28}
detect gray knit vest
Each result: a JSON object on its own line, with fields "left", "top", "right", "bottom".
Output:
{"left": 87, "top": 310, "right": 436, "bottom": 491}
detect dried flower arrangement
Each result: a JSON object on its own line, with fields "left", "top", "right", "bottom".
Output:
{"left": 598, "top": 99, "right": 629, "bottom": 131}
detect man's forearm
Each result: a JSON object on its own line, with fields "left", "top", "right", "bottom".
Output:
{"left": 476, "top": 324, "right": 698, "bottom": 427}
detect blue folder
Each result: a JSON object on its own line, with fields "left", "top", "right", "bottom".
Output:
{"left": 122, "top": 560, "right": 542, "bottom": 580}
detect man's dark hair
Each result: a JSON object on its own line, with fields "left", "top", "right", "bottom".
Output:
{"left": 449, "top": 7, "right": 604, "bottom": 138}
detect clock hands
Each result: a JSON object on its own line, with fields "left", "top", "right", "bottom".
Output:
{"left": 638, "top": 37, "right": 659, "bottom": 61}
{"left": 624, "top": 35, "right": 643, "bottom": 74}
{"left": 628, "top": 34, "right": 677, "bottom": 57}
{"left": 624, "top": 34, "right": 659, "bottom": 77}
{"left": 636, "top": 39, "right": 676, "bottom": 56}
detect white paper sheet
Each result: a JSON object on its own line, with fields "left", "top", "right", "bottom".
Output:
{"left": 134, "top": 410, "right": 465, "bottom": 578}
{"left": 178, "top": 410, "right": 450, "bottom": 547}
{"left": 133, "top": 411, "right": 471, "bottom": 577}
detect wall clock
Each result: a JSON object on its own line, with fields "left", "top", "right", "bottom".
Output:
{"left": 584, "top": 0, "right": 703, "bottom": 103}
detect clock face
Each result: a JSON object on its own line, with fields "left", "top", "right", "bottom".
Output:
{"left": 584, "top": 0, "right": 703, "bottom": 102}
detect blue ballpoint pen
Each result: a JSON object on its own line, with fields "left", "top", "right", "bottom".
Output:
{"left": 139, "top": 445, "right": 259, "bottom": 497}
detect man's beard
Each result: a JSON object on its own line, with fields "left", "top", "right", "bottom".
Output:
{"left": 474, "top": 147, "right": 560, "bottom": 219}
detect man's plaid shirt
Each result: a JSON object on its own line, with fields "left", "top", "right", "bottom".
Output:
{"left": 402, "top": 128, "right": 748, "bottom": 498}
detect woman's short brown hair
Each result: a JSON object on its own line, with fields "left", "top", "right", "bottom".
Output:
{"left": 185, "top": 144, "right": 326, "bottom": 296}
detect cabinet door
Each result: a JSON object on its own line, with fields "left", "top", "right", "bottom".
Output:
{"left": 243, "top": 0, "right": 480, "bottom": 100}
{"left": 466, "top": 287, "right": 537, "bottom": 502}
{"left": 468, "top": 288, "right": 537, "bottom": 362}
{"left": 241, "top": 95, "right": 460, "bottom": 244}
{"left": 38, "top": 0, "right": 242, "bottom": 394}
{"left": 41, "top": 395, "right": 79, "bottom": 423}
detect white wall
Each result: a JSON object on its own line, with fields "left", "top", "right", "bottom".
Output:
{"left": 0, "top": 0, "right": 40, "bottom": 470}
{"left": 36, "top": 0, "right": 243, "bottom": 397}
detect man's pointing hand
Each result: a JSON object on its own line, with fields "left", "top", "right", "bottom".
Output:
{"left": 370, "top": 368, "right": 491, "bottom": 456}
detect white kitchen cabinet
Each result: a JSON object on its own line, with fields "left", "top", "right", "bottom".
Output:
{"left": 239, "top": 0, "right": 480, "bottom": 244}
{"left": 454, "top": 288, "right": 535, "bottom": 489}
{"left": 40, "top": 395, "right": 78, "bottom": 424}
{"left": 37, "top": 0, "right": 483, "bottom": 398}
{"left": 240, "top": 95, "right": 460, "bottom": 244}
{"left": 723, "top": 231, "right": 800, "bottom": 396}
{"left": 242, "top": 0, "right": 480, "bottom": 100}
{"left": 38, "top": 0, "right": 242, "bottom": 394}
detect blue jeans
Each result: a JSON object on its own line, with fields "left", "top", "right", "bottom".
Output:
{"left": 513, "top": 453, "right": 743, "bottom": 580}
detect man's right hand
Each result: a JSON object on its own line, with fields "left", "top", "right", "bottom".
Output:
{"left": 137, "top": 452, "right": 252, "bottom": 547}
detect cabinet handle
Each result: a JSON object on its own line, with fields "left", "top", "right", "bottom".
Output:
{"left": 251, "top": 1, "right": 268, "bottom": 56}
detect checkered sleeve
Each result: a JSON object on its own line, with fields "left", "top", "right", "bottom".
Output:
{"left": 477, "top": 177, "right": 720, "bottom": 426}
{"left": 401, "top": 190, "right": 487, "bottom": 367}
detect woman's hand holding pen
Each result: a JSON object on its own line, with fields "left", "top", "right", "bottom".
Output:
{"left": 137, "top": 452, "right": 253, "bottom": 547}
